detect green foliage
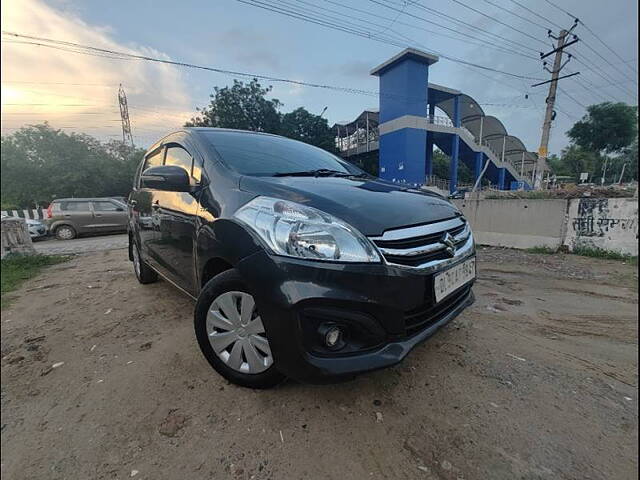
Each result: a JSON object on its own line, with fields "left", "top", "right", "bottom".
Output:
{"left": 567, "top": 102, "right": 638, "bottom": 154}
{"left": 279, "top": 107, "right": 335, "bottom": 152}
{"left": 547, "top": 103, "right": 639, "bottom": 184}
{"left": 186, "top": 79, "right": 282, "bottom": 132}
{"left": 557, "top": 145, "right": 599, "bottom": 182}
{"left": 1, "top": 254, "right": 70, "bottom": 308}
{"left": 525, "top": 246, "right": 557, "bottom": 254}
{"left": 572, "top": 246, "right": 637, "bottom": 264}
{"left": 186, "top": 79, "right": 336, "bottom": 152}
{"left": 1, "top": 123, "right": 144, "bottom": 208}
{"left": 432, "top": 149, "right": 474, "bottom": 184}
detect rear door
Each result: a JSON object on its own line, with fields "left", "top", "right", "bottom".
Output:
{"left": 58, "top": 200, "right": 93, "bottom": 233}
{"left": 91, "top": 200, "right": 127, "bottom": 232}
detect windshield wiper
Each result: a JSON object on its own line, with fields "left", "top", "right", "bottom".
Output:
{"left": 273, "top": 169, "right": 365, "bottom": 178}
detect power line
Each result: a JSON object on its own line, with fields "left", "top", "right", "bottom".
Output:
{"left": 386, "top": 0, "right": 539, "bottom": 54}
{"left": 307, "top": 0, "right": 538, "bottom": 60}
{"left": 506, "top": 0, "right": 563, "bottom": 30}
{"left": 576, "top": 36, "right": 638, "bottom": 86}
{"left": 558, "top": 86, "right": 587, "bottom": 109}
{"left": 543, "top": 0, "right": 639, "bottom": 76}
{"left": 2, "top": 27, "right": 544, "bottom": 85}
{"left": 287, "top": 0, "right": 532, "bottom": 58}
{"left": 509, "top": 0, "right": 638, "bottom": 86}
{"left": 446, "top": 0, "right": 548, "bottom": 46}
{"left": 480, "top": 0, "right": 549, "bottom": 31}
{"left": 240, "top": 0, "right": 542, "bottom": 78}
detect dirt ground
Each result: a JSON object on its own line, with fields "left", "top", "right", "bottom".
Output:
{"left": 1, "top": 246, "right": 638, "bottom": 480}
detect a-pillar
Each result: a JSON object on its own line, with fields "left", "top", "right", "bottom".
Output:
{"left": 425, "top": 103, "right": 435, "bottom": 178}
{"left": 498, "top": 167, "right": 506, "bottom": 190}
{"left": 449, "top": 95, "right": 461, "bottom": 194}
{"left": 371, "top": 49, "right": 439, "bottom": 185}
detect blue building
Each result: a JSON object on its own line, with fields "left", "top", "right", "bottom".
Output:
{"left": 334, "top": 48, "right": 541, "bottom": 193}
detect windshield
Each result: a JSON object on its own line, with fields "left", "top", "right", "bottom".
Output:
{"left": 201, "top": 130, "right": 356, "bottom": 176}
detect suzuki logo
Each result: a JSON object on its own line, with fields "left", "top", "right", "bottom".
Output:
{"left": 442, "top": 232, "right": 456, "bottom": 257}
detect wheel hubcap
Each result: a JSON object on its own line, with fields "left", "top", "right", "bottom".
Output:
{"left": 59, "top": 227, "right": 72, "bottom": 239}
{"left": 206, "top": 291, "right": 273, "bottom": 374}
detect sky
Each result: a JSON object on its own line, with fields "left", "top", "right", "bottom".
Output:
{"left": 1, "top": 0, "right": 638, "bottom": 155}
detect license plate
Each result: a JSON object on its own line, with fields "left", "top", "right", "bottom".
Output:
{"left": 434, "top": 257, "right": 476, "bottom": 303}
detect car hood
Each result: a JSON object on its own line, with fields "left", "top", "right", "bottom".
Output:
{"left": 239, "top": 175, "right": 461, "bottom": 236}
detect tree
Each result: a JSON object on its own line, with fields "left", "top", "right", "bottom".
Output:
{"left": 431, "top": 149, "right": 474, "bottom": 184}
{"left": 186, "top": 79, "right": 282, "bottom": 133}
{"left": 558, "top": 145, "right": 598, "bottom": 182}
{"left": 279, "top": 107, "right": 336, "bottom": 153}
{"left": 1, "top": 123, "right": 144, "bottom": 208}
{"left": 186, "top": 79, "right": 338, "bottom": 153}
{"left": 567, "top": 102, "right": 638, "bottom": 154}
{"left": 619, "top": 139, "right": 638, "bottom": 182}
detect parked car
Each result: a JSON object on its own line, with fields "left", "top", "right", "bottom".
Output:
{"left": 46, "top": 197, "right": 128, "bottom": 240}
{"left": 26, "top": 218, "right": 48, "bottom": 240}
{"left": 128, "top": 128, "right": 476, "bottom": 388}
{"left": 111, "top": 196, "right": 128, "bottom": 205}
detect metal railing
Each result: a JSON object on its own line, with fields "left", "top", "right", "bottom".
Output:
{"left": 426, "top": 114, "right": 453, "bottom": 127}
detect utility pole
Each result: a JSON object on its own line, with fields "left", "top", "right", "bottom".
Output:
{"left": 118, "top": 84, "right": 134, "bottom": 147}
{"left": 618, "top": 162, "right": 627, "bottom": 184}
{"left": 600, "top": 156, "right": 609, "bottom": 185}
{"left": 532, "top": 20, "right": 580, "bottom": 189}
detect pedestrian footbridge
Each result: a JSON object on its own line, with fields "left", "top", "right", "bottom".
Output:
{"left": 334, "top": 48, "right": 543, "bottom": 192}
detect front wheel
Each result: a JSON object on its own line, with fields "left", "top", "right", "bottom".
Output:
{"left": 54, "top": 224, "right": 76, "bottom": 240}
{"left": 132, "top": 241, "right": 158, "bottom": 284}
{"left": 194, "top": 269, "right": 284, "bottom": 389}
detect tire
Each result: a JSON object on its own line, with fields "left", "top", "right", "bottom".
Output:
{"left": 131, "top": 241, "right": 158, "bottom": 284}
{"left": 54, "top": 224, "right": 76, "bottom": 240}
{"left": 194, "top": 269, "right": 285, "bottom": 389}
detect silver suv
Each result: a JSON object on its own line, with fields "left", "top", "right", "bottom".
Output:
{"left": 46, "top": 197, "right": 128, "bottom": 240}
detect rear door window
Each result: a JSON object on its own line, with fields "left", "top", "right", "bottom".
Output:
{"left": 92, "top": 201, "right": 121, "bottom": 212}
{"left": 61, "top": 201, "right": 90, "bottom": 212}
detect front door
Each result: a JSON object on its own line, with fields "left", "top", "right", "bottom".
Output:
{"left": 131, "top": 146, "right": 165, "bottom": 268}
{"left": 91, "top": 200, "right": 127, "bottom": 233}
{"left": 155, "top": 144, "right": 202, "bottom": 295}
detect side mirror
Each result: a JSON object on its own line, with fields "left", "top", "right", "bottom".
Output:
{"left": 140, "top": 165, "right": 191, "bottom": 192}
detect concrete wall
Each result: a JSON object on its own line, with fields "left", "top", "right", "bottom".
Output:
{"left": 454, "top": 199, "right": 567, "bottom": 249}
{"left": 453, "top": 197, "right": 638, "bottom": 255}
{"left": 563, "top": 198, "right": 638, "bottom": 255}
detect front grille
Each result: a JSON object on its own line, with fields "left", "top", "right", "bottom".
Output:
{"left": 403, "top": 285, "right": 471, "bottom": 337}
{"left": 369, "top": 217, "right": 471, "bottom": 268}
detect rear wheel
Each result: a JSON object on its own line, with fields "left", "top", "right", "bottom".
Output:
{"left": 194, "top": 269, "right": 284, "bottom": 389}
{"left": 132, "top": 241, "right": 158, "bottom": 284}
{"left": 54, "top": 224, "right": 76, "bottom": 240}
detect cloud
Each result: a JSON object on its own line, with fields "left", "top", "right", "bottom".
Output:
{"left": 1, "top": 0, "right": 194, "bottom": 146}
{"left": 214, "top": 28, "right": 282, "bottom": 71}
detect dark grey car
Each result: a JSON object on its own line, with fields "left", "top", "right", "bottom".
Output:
{"left": 46, "top": 197, "right": 128, "bottom": 240}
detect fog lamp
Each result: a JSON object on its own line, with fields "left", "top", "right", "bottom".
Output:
{"left": 325, "top": 326, "right": 342, "bottom": 348}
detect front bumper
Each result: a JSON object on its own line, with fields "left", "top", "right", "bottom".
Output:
{"left": 28, "top": 226, "right": 48, "bottom": 239}
{"left": 236, "top": 247, "right": 476, "bottom": 383}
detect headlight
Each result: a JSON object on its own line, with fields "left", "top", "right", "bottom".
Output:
{"left": 234, "top": 196, "right": 380, "bottom": 263}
